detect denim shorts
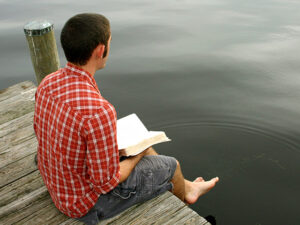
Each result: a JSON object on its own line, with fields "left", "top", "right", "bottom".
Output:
{"left": 76, "top": 155, "right": 177, "bottom": 225}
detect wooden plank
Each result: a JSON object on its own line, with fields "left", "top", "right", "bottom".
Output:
{"left": 0, "top": 153, "right": 37, "bottom": 188}
{"left": 59, "top": 203, "right": 140, "bottom": 225}
{"left": 14, "top": 201, "right": 68, "bottom": 225}
{"left": 0, "top": 137, "right": 37, "bottom": 169}
{"left": 2, "top": 191, "right": 208, "bottom": 225}
{"left": 123, "top": 194, "right": 185, "bottom": 225}
{"left": 60, "top": 191, "right": 208, "bottom": 225}
{"left": 170, "top": 207, "right": 209, "bottom": 225}
{"left": 59, "top": 204, "right": 140, "bottom": 225}
{"left": 0, "top": 81, "right": 35, "bottom": 102}
{"left": 59, "top": 219, "right": 83, "bottom": 225}
{"left": 0, "top": 111, "right": 34, "bottom": 140}
{"left": 0, "top": 194, "right": 53, "bottom": 225}
{"left": 19, "top": 191, "right": 175, "bottom": 225}
{"left": 0, "top": 84, "right": 35, "bottom": 106}
{"left": 106, "top": 191, "right": 177, "bottom": 225}
{"left": 0, "top": 86, "right": 35, "bottom": 125}
{"left": 0, "top": 186, "right": 48, "bottom": 219}
{"left": 0, "top": 123, "right": 35, "bottom": 155}
{"left": 145, "top": 194, "right": 188, "bottom": 225}
{"left": 0, "top": 170, "right": 44, "bottom": 208}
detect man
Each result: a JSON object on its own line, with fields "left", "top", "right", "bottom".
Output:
{"left": 33, "top": 13, "right": 219, "bottom": 225}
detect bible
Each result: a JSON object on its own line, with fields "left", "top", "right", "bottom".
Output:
{"left": 117, "top": 113, "right": 171, "bottom": 156}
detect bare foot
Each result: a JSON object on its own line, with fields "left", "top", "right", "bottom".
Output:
{"left": 184, "top": 177, "right": 219, "bottom": 205}
{"left": 194, "top": 177, "right": 204, "bottom": 182}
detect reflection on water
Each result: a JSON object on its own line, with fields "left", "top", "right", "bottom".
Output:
{"left": 156, "top": 118, "right": 300, "bottom": 152}
{"left": 1, "top": 0, "right": 300, "bottom": 224}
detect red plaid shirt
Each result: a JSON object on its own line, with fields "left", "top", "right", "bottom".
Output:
{"left": 33, "top": 62, "right": 120, "bottom": 218}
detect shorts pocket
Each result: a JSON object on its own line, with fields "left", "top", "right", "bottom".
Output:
{"left": 140, "top": 169, "right": 154, "bottom": 196}
{"left": 152, "top": 167, "right": 172, "bottom": 185}
{"left": 112, "top": 186, "right": 137, "bottom": 200}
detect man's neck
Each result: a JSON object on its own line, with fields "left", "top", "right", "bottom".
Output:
{"left": 76, "top": 63, "right": 96, "bottom": 77}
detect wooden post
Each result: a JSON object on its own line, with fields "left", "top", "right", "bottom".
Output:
{"left": 24, "top": 21, "right": 60, "bottom": 85}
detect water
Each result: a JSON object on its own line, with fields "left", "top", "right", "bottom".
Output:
{"left": 1, "top": 0, "right": 300, "bottom": 224}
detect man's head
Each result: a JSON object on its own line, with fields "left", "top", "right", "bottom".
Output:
{"left": 61, "top": 13, "right": 111, "bottom": 67}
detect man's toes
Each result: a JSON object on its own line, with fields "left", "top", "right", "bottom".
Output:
{"left": 211, "top": 177, "right": 219, "bottom": 183}
{"left": 194, "top": 177, "right": 204, "bottom": 182}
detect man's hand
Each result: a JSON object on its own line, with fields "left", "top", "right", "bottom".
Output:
{"left": 118, "top": 147, "right": 151, "bottom": 183}
{"left": 118, "top": 147, "right": 158, "bottom": 183}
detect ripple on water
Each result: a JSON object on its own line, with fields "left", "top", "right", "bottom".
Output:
{"left": 154, "top": 118, "right": 300, "bottom": 153}
{"left": 154, "top": 117, "right": 300, "bottom": 225}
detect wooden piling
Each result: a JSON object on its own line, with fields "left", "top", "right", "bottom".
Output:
{"left": 24, "top": 21, "right": 60, "bottom": 84}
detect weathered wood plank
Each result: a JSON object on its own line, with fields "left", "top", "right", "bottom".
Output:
{"left": 0, "top": 81, "right": 35, "bottom": 102}
{"left": 170, "top": 207, "right": 209, "bottom": 225}
{"left": 1, "top": 190, "right": 207, "bottom": 225}
{"left": 14, "top": 201, "right": 67, "bottom": 225}
{"left": 0, "top": 123, "right": 35, "bottom": 154}
{"left": 12, "top": 191, "right": 179, "bottom": 225}
{"left": 0, "top": 84, "right": 35, "bottom": 106}
{"left": 0, "top": 137, "right": 37, "bottom": 169}
{"left": 0, "top": 194, "right": 53, "bottom": 225}
{"left": 59, "top": 218, "right": 83, "bottom": 225}
{"left": 0, "top": 153, "right": 37, "bottom": 188}
{"left": 0, "top": 111, "right": 34, "bottom": 140}
{"left": 131, "top": 195, "right": 184, "bottom": 225}
{"left": 145, "top": 194, "right": 187, "bottom": 225}
{"left": 0, "top": 86, "right": 35, "bottom": 125}
{"left": 0, "top": 186, "right": 48, "bottom": 219}
{"left": 107, "top": 191, "right": 177, "bottom": 225}
{"left": 59, "top": 202, "right": 141, "bottom": 225}
{"left": 59, "top": 203, "right": 140, "bottom": 225}
{"left": 0, "top": 170, "right": 44, "bottom": 208}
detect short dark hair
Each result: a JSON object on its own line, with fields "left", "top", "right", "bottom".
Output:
{"left": 60, "top": 13, "right": 110, "bottom": 66}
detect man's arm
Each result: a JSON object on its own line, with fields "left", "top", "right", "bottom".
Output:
{"left": 119, "top": 153, "right": 144, "bottom": 183}
{"left": 85, "top": 106, "right": 120, "bottom": 194}
{"left": 119, "top": 147, "right": 158, "bottom": 183}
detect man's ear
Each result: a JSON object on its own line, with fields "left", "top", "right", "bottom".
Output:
{"left": 95, "top": 44, "right": 105, "bottom": 59}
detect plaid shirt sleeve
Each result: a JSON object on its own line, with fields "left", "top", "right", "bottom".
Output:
{"left": 85, "top": 103, "right": 120, "bottom": 194}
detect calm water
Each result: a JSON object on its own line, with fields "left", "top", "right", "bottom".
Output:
{"left": 1, "top": 0, "right": 300, "bottom": 224}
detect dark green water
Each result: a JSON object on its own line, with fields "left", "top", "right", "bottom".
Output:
{"left": 1, "top": 0, "right": 300, "bottom": 224}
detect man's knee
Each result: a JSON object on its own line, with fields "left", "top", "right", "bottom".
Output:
{"left": 175, "top": 159, "right": 181, "bottom": 170}
{"left": 170, "top": 158, "right": 180, "bottom": 179}
{"left": 171, "top": 159, "right": 182, "bottom": 179}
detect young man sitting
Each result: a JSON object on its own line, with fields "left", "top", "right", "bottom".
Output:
{"left": 33, "top": 13, "right": 219, "bottom": 225}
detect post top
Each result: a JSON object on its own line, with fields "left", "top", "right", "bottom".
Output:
{"left": 24, "top": 20, "right": 53, "bottom": 36}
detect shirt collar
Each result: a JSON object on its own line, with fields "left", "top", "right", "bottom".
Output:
{"left": 65, "top": 62, "right": 100, "bottom": 93}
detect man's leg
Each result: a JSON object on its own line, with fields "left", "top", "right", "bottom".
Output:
{"left": 144, "top": 147, "right": 219, "bottom": 204}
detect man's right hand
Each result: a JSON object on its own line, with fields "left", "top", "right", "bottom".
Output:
{"left": 118, "top": 149, "right": 145, "bottom": 183}
{"left": 118, "top": 147, "right": 158, "bottom": 183}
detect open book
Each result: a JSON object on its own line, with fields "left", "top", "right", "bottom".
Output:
{"left": 117, "top": 114, "right": 171, "bottom": 156}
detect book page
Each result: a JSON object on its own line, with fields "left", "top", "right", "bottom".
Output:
{"left": 117, "top": 114, "right": 149, "bottom": 149}
{"left": 125, "top": 131, "right": 171, "bottom": 156}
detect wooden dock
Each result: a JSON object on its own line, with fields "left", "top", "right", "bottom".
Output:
{"left": 0, "top": 81, "right": 211, "bottom": 225}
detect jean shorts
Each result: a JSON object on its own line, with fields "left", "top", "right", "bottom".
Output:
{"left": 76, "top": 155, "right": 177, "bottom": 225}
